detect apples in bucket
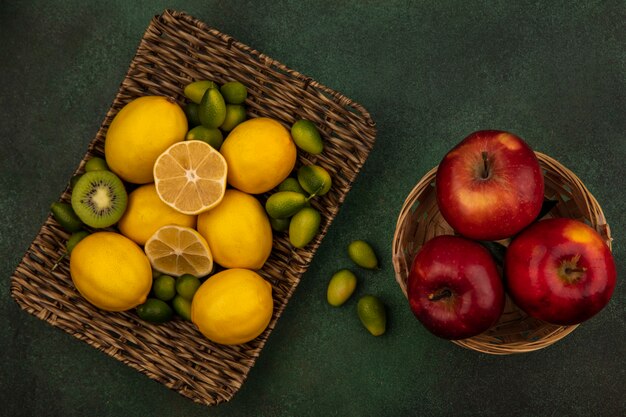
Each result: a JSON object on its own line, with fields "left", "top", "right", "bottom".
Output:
{"left": 435, "top": 130, "right": 544, "bottom": 241}
{"left": 505, "top": 217, "right": 616, "bottom": 325}
{"left": 408, "top": 235, "right": 505, "bottom": 340}
{"left": 406, "top": 130, "right": 616, "bottom": 341}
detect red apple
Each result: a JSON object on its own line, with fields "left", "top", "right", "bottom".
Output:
{"left": 436, "top": 130, "right": 544, "bottom": 241}
{"left": 407, "top": 235, "right": 505, "bottom": 339}
{"left": 505, "top": 218, "right": 616, "bottom": 325}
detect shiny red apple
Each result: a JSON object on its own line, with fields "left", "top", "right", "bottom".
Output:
{"left": 407, "top": 235, "right": 505, "bottom": 339}
{"left": 436, "top": 130, "right": 544, "bottom": 241}
{"left": 505, "top": 218, "right": 616, "bottom": 325}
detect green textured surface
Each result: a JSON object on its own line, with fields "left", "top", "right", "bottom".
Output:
{"left": 1, "top": 1, "right": 625, "bottom": 416}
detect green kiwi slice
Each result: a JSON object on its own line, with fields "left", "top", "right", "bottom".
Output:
{"left": 71, "top": 170, "right": 127, "bottom": 228}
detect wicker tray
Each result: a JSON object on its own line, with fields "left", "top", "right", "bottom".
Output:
{"left": 392, "top": 152, "right": 612, "bottom": 355}
{"left": 10, "top": 10, "right": 376, "bottom": 406}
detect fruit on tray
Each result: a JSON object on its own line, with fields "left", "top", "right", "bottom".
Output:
{"left": 137, "top": 298, "right": 174, "bottom": 324}
{"left": 176, "top": 274, "right": 202, "bottom": 300}
{"left": 196, "top": 189, "right": 272, "bottom": 270}
{"left": 183, "top": 102, "right": 201, "bottom": 127}
{"left": 278, "top": 177, "right": 306, "bottom": 195}
{"left": 264, "top": 163, "right": 331, "bottom": 248}
{"left": 144, "top": 225, "right": 213, "bottom": 277}
{"left": 289, "top": 207, "right": 321, "bottom": 248}
{"left": 50, "top": 202, "right": 84, "bottom": 232}
{"left": 297, "top": 165, "right": 332, "bottom": 196}
{"left": 505, "top": 218, "right": 616, "bottom": 325}
{"left": 408, "top": 235, "right": 505, "bottom": 340}
{"left": 291, "top": 119, "right": 324, "bottom": 155}
{"left": 70, "top": 232, "right": 152, "bottom": 311}
{"left": 219, "top": 81, "right": 248, "bottom": 104}
{"left": 269, "top": 217, "right": 291, "bottom": 232}
{"left": 198, "top": 87, "right": 227, "bottom": 128}
{"left": 184, "top": 80, "right": 248, "bottom": 132}
{"left": 265, "top": 191, "right": 309, "bottom": 219}
{"left": 152, "top": 274, "right": 176, "bottom": 302}
{"left": 220, "top": 104, "right": 247, "bottom": 132}
{"left": 191, "top": 268, "right": 273, "bottom": 345}
{"left": 66, "top": 231, "right": 90, "bottom": 254}
{"left": 172, "top": 295, "right": 192, "bottom": 321}
{"left": 184, "top": 80, "right": 218, "bottom": 104}
{"left": 153, "top": 140, "right": 228, "bottom": 215}
{"left": 105, "top": 96, "right": 187, "bottom": 184}
{"left": 84, "top": 157, "right": 108, "bottom": 172}
{"left": 185, "top": 125, "right": 223, "bottom": 150}
{"left": 71, "top": 170, "right": 128, "bottom": 228}
{"left": 141, "top": 271, "right": 202, "bottom": 324}
{"left": 118, "top": 184, "right": 196, "bottom": 245}
{"left": 220, "top": 117, "right": 296, "bottom": 194}
{"left": 69, "top": 174, "right": 83, "bottom": 189}
{"left": 53, "top": 78, "right": 340, "bottom": 343}
{"left": 435, "top": 130, "right": 544, "bottom": 241}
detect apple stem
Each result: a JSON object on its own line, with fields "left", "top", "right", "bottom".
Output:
{"left": 428, "top": 288, "right": 452, "bottom": 301}
{"left": 559, "top": 255, "right": 586, "bottom": 283}
{"left": 481, "top": 151, "right": 490, "bottom": 179}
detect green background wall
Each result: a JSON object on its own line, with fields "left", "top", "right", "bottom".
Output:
{"left": 1, "top": 1, "right": 624, "bottom": 416}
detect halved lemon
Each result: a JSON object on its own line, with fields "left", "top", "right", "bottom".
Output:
{"left": 153, "top": 140, "right": 227, "bottom": 215}
{"left": 144, "top": 225, "right": 214, "bottom": 277}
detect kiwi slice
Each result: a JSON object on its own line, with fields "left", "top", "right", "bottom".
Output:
{"left": 71, "top": 170, "right": 128, "bottom": 228}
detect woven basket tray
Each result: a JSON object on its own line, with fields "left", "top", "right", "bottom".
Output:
{"left": 392, "top": 152, "right": 612, "bottom": 355}
{"left": 10, "top": 10, "right": 376, "bottom": 406}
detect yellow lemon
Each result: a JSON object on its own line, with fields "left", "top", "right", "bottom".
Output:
{"left": 153, "top": 140, "right": 228, "bottom": 215}
{"left": 144, "top": 225, "right": 214, "bottom": 277}
{"left": 118, "top": 184, "right": 196, "bottom": 245}
{"left": 191, "top": 269, "right": 273, "bottom": 345}
{"left": 69, "top": 232, "right": 152, "bottom": 311}
{"left": 105, "top": 96, "right": 187, "bottom": 184}
{"left": 220, "top": 117, "right": 296, "bottom": 194}
{"left": 197, "top": 189, "right": 272, "bottom": 270}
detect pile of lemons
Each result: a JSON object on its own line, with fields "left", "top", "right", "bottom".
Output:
{"left": 54, "top": 80, "right": 332, "bottom": 345}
